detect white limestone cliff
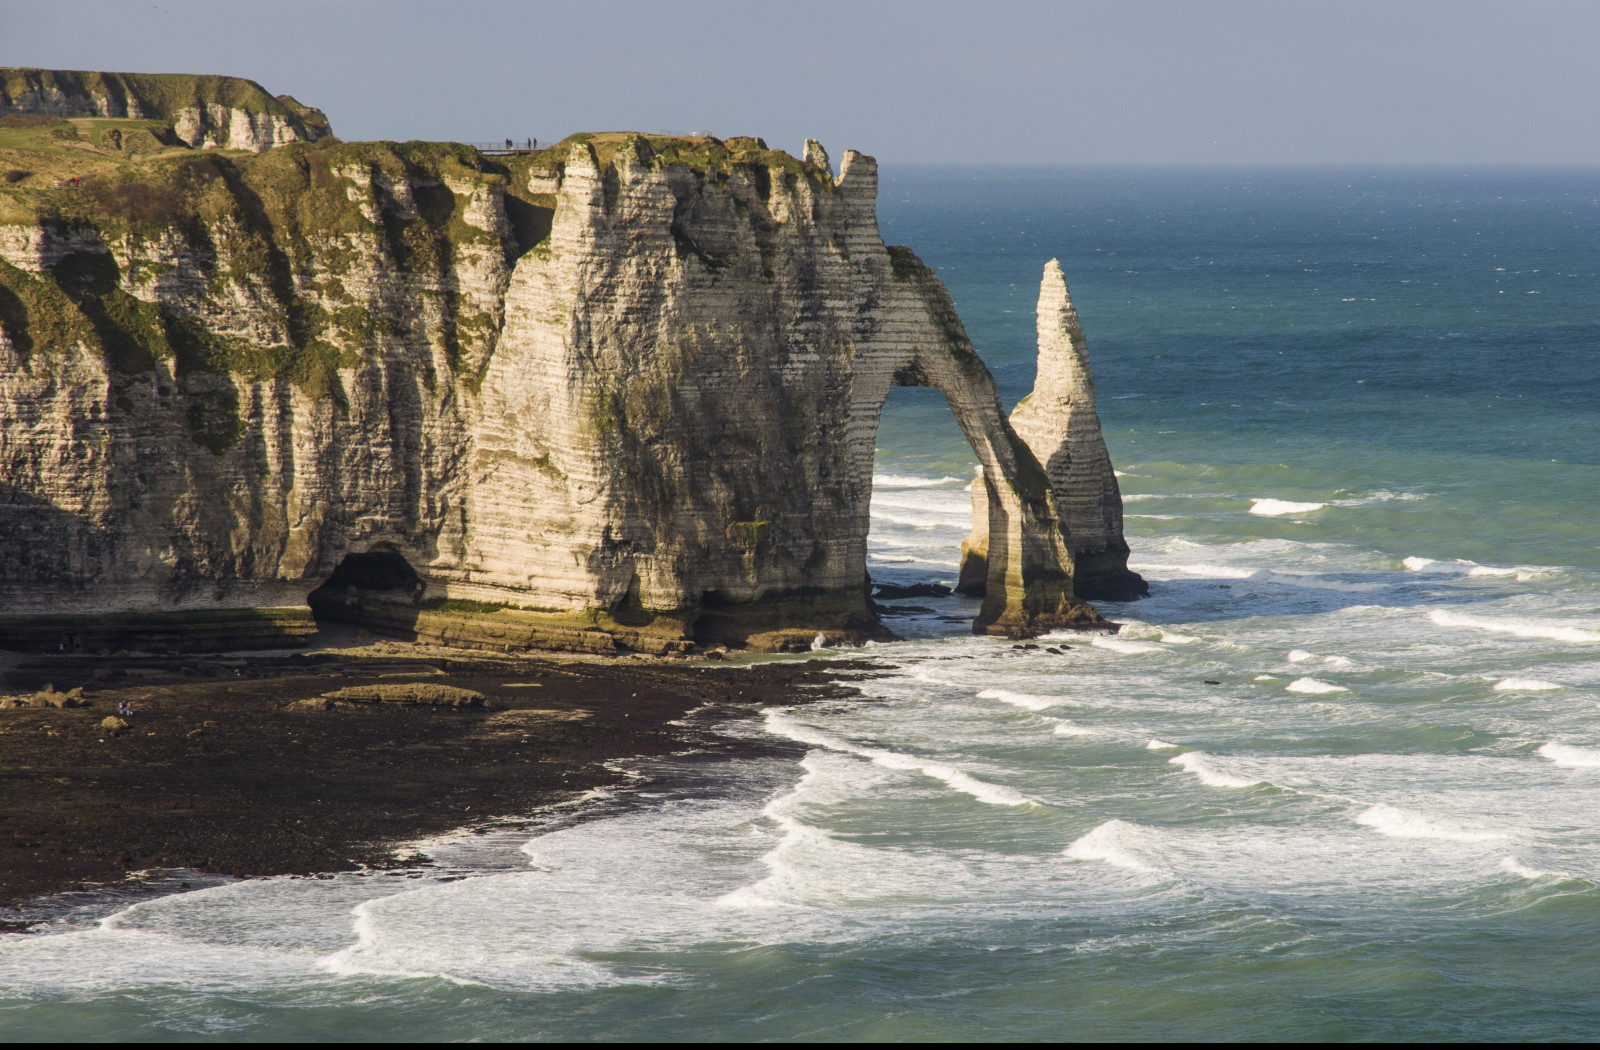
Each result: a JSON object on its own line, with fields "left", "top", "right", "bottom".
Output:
{"left": 0, "top": 134, "right": 1110, "bottom": 653}
{"left": 959, "top": 260, "right": 1146, "bottom": 602}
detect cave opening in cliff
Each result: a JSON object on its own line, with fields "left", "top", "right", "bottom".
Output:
{"left": 868, "top": 385, "right": 981, "bottom": 613}
{"left": 306, "top": 549, "right": 425, "bottom": 624}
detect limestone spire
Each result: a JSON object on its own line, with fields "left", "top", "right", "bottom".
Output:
{"left": 1006, "top": 259, "right": 1148, "bottom": 601}
{"left": 803, "top": 138, "right": 831, "bottom": 174}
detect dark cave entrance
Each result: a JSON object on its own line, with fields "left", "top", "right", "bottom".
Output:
{"left": 306, "top": 549, "right": 425, "bottom": 625}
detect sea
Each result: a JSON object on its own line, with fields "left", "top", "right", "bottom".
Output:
{"left": 2, "top": 166, "right": 1598, "bottom": 1040}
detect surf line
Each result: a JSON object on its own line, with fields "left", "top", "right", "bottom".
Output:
{"left": 762, "top": 709, "right": 1042, "bottom": 808}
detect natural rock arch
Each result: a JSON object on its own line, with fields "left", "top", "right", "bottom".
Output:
{"left": 0, "top": 126, "right": 1136, "bottom": 654}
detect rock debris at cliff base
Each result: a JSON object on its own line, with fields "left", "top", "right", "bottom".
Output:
{"left": 0, "top": 643, "right": 873, "bottom": 912}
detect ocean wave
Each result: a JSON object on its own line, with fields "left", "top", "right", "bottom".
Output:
{"left": 1428, "top": 609, "right": 1600, "bottom": 644}
{"left": 976, "top": 688, "right": 1057, "bottom": 711}
{"left": 1287, "top": 649, "right": 1316, "bottom": 663}
{"left": 1493, "top": 678, "right": 1563, "bottom": 692}
{"left": 873, "top": 473, "right": 968, "bottom": 489}
{"left": 1403, "top": 556, "right": 1553, "bottom": 581}
{"left": 1467, "top": 564, "right": 1552, "bottom": 582}
{"left": 1248, "top": 498, "right": 1326, "bottom": 516}
{"left": 1326, "top": 491, "right": 1428, "bottom": 508}
{"left": 1052, "top": 720, "right": 1097, "bottom": 737}
{"left": 1537, "top": 743, "right": 1600, "bottom": 768}
{"left": 1168, "top": 751, "right": 1263, "bottom": 789}
{"left": 1090, "top": 636, "right": 1166, "bottom": 655}
{"left": 763, "top": 710, "right": 1035, "bottom": 807}
{"left": 1500, "top": 856, "right": 1571, "bottom": 880}
{"left": 1146, "top": 739, "right": 1178, "bottom": 750}
{"left": 1286, "top": 678, "right": 1349, "bottom": 694}
{"left": 1355, "top": 804, "right": 1504, "bottom": 843}
{"left": 1063, "top": 819, "right": 1159, "bottom": 872}
{"left": 1246, "top": 570, "right": 1385, "bottom": 592}
{"left": 1136, "top": 561, "right": 1260, "bottom": 580}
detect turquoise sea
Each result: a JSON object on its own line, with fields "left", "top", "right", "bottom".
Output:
{"left": 3, "top": 167, "right": 1599, "bottom": 1040}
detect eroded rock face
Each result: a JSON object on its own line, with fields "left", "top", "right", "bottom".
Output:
{"left": 0, "top": 132, "right": 1106, "bottom": 652}
{"left": 959, "top": 260, "right": 1147, "bottom": 603}
{"left": 0, "top": 68, "right": 331, "bottom": 151}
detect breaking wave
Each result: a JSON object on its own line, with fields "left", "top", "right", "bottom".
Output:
{"left": 1063, "top": 820, "right": 1160, "bottom": 872}
{"left": 1355, "top": 804, "right": 1504, "bottom": 843}
{"left": 1286, "top": 678, "right": 1348, "bottom": 694}
{"left": 1428, "top": 609, "right": 1600, "bottom": 644}
{"left": 1168, "top": 751, "right": 1263, "bottom": 789}
{"left": 1249, "top": 499, "right": 1326, "bottom": 516}
{"left": 1536, "top": 743, "right": 1600, "bottom": 768}
{"left": 764, "top": 711, "right": 1035, "bottom": 807}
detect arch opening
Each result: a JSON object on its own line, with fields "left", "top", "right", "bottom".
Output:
{"left": 866, "top": 385, "right": 984, "bottom": 635}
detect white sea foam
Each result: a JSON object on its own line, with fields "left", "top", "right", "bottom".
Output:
{"left": 1138, "top": 561, "right": 1260, "bottom": 580}
{"left": 1254, "top": 674, "right": 1278, "bottom": 681}
{"left": 1322, "top": 655, "right": 1355, "bottom": 669}
{"left": 1466, "top": 564, "right": 1550, "bottom": 582}
{"left": 1249, "top": 498, "right": 1326, "bottom": 516}
{"left": 1051, "top": 720, "right": 1097, "bottom": 737}
{"left": 1428, "top": 609, "right": 1600, "bottom": 644}
{"left": 1168, "top": 751, "right": 1262, "bottom": 789}
{"left": 1160, "top": 631, "right": 1198, "bottom": 644}
{"left": 1287, "top": 649, "right": 1316, "bottom": 663}
{"left": 1287, "top": 678, "right": 1348, "bottom": 694}
{"left": 764, "top": 711, "right": 1034, "bottom": 807}
{"left": 1248, "top": 570, "right": 1385, "bottom": 592}
{"left": 1537, "top": 743, "right": 1600, "bottom": 768}
{"left": 1146, "top": 739, "right": 1178, "bottom": 750}
{"left": 976, "top": 688, "right": 1056, "bottom": 711}
{"left": 1091, "top": 635, "right": 1166, "bottom": 655}
{"left": 1493, "top": 678, "right": 1562, "bottom": 692}
{"left": 1063, "top": 820, "right": 1158, "bottom": 872}
{"left": 1355, "top": 804, "right": 1504, "bottom": 843}
{"left": 1500, "top": 856, "right": 1568, "bottom": 880}
{"left": 873, "top": 473, "right": 967, "bottom": 488}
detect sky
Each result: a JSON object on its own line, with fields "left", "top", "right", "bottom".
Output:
{"left": 5, "top": 0, "right": 1600, "bottom": 166}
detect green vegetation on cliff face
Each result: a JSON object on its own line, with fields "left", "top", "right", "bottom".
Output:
{"left": 0, "top": 129, "right": 553, "bottom": 424}
{"left": 0, "top": 68, "right": 332, "bottom": 140}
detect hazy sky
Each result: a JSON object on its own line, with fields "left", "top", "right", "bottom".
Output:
{"left": 6, "top": 0, "right": 1599, "bottom": 165}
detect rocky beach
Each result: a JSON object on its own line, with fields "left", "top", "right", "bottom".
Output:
{"left": 0, "top": 638, "right": 874, "bottom": 915}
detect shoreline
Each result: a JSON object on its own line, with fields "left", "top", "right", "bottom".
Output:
{"left": 0, "top": 636, "right": 878, "bottom": 918}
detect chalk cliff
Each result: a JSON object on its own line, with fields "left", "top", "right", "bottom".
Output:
{"left": 959, "top": 261, "right": 1147, "bottom": 602}
{"left": 0, "top": 82, "right": 1126, "bottom": 654}
{"left": 0, "top": 69, "right": 331, "bottom": 152}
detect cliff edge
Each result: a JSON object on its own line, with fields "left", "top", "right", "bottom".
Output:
{"left": 0, "top": 75, "right": 1134, "bottom": 654}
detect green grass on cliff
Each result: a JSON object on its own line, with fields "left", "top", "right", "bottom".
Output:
{"left": 0, "top": 69, "right": 328, "bottom": 135}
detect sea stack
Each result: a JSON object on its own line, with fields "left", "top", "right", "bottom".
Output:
{"left": 959, "top": 260, "right": 1148, "bottom": 602}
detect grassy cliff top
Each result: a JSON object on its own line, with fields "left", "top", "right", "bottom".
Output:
{"left": 539, "top": 131, "right": 828, "bottom": 182}
{"left": 0, "top": 68, "right": 332, "bottom": 137}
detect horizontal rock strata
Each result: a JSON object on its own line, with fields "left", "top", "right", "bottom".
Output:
{"left": 960, "top": 260, "right": 1147, "bottom": 603}
{"left": 1, "top": 99, "right": 1114, "bottom": 652}
{"left": 0, "top": 68, "right": 330, "bottom": 151}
